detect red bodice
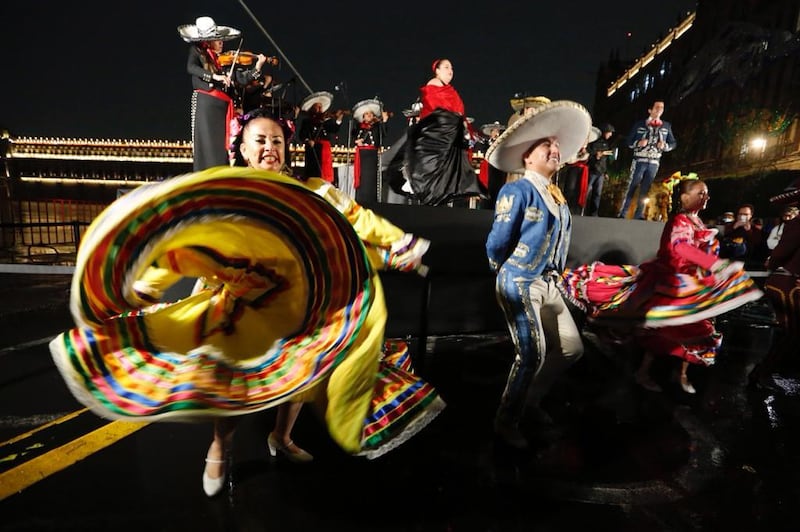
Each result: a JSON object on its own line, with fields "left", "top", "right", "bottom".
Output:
{"left": 419, "top": 84, "right": 465, "bottom": 119}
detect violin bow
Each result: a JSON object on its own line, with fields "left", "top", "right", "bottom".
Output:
{"left": 227, "top": 38, "right": 245, "bottom": 79}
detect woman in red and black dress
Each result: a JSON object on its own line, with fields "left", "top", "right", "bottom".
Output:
{"left": 389, "top": 59, "right": 481, "bottom": 206}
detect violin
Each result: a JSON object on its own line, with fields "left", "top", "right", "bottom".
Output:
{"left": 322, "top": 109, "right": 351, "bottom": 120}
{"left": 218, "top": 50, "right": 279, "bottom": 67}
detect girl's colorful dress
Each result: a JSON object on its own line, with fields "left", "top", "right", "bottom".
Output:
{"left": 561, "top": 212, "right": 763, "bottom": 365}
{"left": 50, "top": 167, "right": 443, "bottom": 458}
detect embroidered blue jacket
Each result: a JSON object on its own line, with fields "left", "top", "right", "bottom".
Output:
{"left": 486, "top": 172, "right": 572, "bottom": 276}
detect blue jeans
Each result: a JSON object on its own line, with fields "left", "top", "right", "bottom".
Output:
{"left": 618, "top": 159, "right": 659, "bottom": 219}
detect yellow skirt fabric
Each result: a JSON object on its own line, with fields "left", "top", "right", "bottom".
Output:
{"left": 50, "top": 167, "right": 443, "bottom": 457}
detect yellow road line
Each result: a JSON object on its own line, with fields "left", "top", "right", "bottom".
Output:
{"left": 0, "top": 409, "right": 88, "bottom": 447}
{"left": 0, "top": 419, "right": 149, "bottom": 501}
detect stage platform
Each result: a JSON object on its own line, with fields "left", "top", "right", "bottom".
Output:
{"left": 370, "top": 205, "right": 665, "bottom": 341}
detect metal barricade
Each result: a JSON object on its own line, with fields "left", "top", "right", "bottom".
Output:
{"left": 1, "top": 199, "right": 105, "bottom": 264}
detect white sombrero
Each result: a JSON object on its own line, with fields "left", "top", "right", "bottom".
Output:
{"left": 480, "top": 121, "right": 506, "bottom": 136}
{"left": 352, "top": 99, "right": 382, "bottom": 123}
{"left": 301, "top": 91, "right": 334, "bottom": 113}
{"left": 178, "top": 16, "right": 241, "bottom": 43}
{"left": 486, "top": 100, "right": 592, "bottom": 173}
{"left": 588, "top": 126, "right": 601, "bottom": 143}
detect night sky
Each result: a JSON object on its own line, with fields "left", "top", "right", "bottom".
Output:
{"left": 2, "top": 1, "right": 697, "bottom": 145}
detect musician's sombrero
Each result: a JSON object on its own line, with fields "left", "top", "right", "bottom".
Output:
{"left": 524, "top": 96, "right": 553, "bottom": 109}
{"left": 480, "top": 121, "right": 506, "bottom": 136}
{"left": 770, "top": 177, "right": 800, "bottom": 206}
{"left": 487, "top": 100, "right": 592, "bottom": 173}
{"left": 301, "top": 91, "right": 334, "bottom": 113}
{"left": 178, "top": 16, "right": 241, "bottom": 43}
{"left": 352, "top": 99, "right": 382, "bottom": 123}
{"left": 588, "top": 125, "right": 601, "bottom": 143}
{"left": 507, "top": 96, "right": 551, "bottom": 128}
{"left": 509, "top": 95, "right": 552, "bottom": 113}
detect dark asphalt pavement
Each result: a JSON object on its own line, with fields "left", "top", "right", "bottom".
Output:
{"left": 1, "top": 273, "right": 799, "bottom": 531}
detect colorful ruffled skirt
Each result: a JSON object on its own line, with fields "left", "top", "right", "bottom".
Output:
{"left": 50, "top": 167, "right": 443, "bottom": 457}
{"left": 561, "top": 260, "right": 763, "bottom": 365}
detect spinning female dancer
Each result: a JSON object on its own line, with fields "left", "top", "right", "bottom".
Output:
{"left": 562, "top": 177, "right": 763, "bottom": 393}
{"left": 50, "top": 111, "right": 443, "bottom": 498}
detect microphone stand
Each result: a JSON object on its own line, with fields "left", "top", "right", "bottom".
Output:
{"left": 340, "top": 119, "right": 355, "bottom": 196}
{"left": 273, "top": 77, "right": 295, "bottom": 119}
{"left": 336, "top": 82, "right": 354, "bottom": 196}
{"left": 237, "top": 0, "right": 314, "bottom": 95}
{"left": 375, "top": 98, "right": 386, "bottom": 205}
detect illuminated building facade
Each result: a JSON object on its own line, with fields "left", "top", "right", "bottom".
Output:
{"left": 595, "top": 0, "right": 800, "bottom": 179}
{"left": 591, "top": 0, "right": 800, "bottom": 217}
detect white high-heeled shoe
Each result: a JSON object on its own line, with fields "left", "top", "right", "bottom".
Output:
{"left": 679, "top": 374, "right": 696, "bottom": 394}
{"left": 267, "top": 432, "right": 313, "bottom": 463}
{"left": 202, "top": 456, "right": 227, "bottom": 497}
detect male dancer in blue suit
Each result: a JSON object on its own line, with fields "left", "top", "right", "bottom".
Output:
{"left": 485, "top": 100, "right": 590, "bottom": 449}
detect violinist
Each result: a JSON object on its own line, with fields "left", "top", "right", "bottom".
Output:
{"left": 296, "top": 91, "right": 344, "bottom": 183}
{"left": 352, "top": 99, "right": 389, "bottom": 148}
{"left": 349, "top": 99, "right": 389, "bottom": 202}
{"left": 178, "top": 16, "right": 270, "bottom": 171}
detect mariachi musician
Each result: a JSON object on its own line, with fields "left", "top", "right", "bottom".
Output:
{"left": 477, "top": 121, "right": 506, "bottom": 208}
{"left": 296, "top": 91, "right": 344, "bottom": 182}
{"left": 352, "top": 99, "right": 389, "bottom": 148}
{"left": 584, "top": 123, "right": 616, "bottom": 217}
{"left": 560, "top": 126, "right": 599, "bottom": 215}
{"left": 179, "top": 16, "right": 270, "bottom": 171}
{"left": 350, "top": 99, "right": 390, "bottom": 200}
{"left": 231, "top": 60, "right": 278, "bottom": 115}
